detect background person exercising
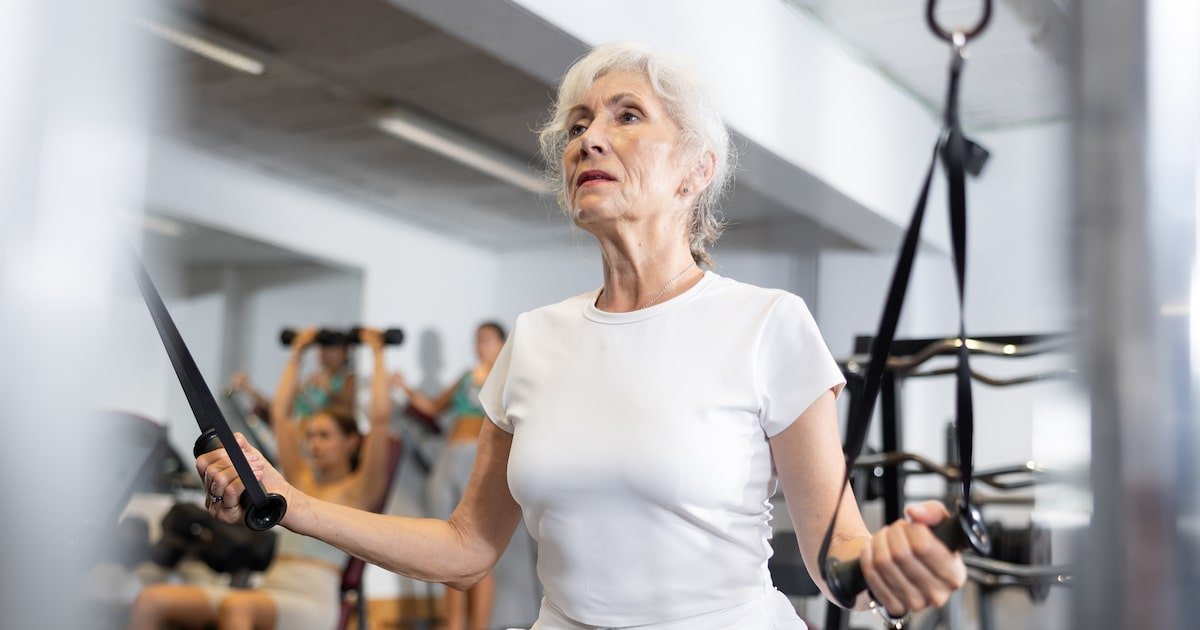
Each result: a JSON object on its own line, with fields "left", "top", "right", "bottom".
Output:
{"left": 130, "top": 327, "right": 395, "bottom": 630}
{"left": 392, "top": 321, "right": 507, "bottom": 630}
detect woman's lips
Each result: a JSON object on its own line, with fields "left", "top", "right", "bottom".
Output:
{"left": 577, "top": 169, "right": 616, "bottom": 187}
{"left": 579, "top": 178, "right": 613, "bottom": 188}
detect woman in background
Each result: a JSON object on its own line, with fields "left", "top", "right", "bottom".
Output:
{"left": 392, "top": 321, "right": 506, "bottom": 630}
{"left": 130, "top": 327, "right": 394, "bottom": 630}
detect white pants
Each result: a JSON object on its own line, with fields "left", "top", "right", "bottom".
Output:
{"left": 198, "top": 559, "right": 340, "bottom": 630}
{"left": 528, "top": 587, "right": 808, "bottom": 630}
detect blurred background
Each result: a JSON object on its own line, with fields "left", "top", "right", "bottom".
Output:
{"left": 0, "top": 0, "right": 1195, "bottom": 628}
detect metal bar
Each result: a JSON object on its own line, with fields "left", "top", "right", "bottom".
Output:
{"left": 1074, "top": 0, "right": 1199, "bottom": 628}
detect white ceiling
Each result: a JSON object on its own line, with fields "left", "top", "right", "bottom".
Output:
{"left": 142, "top": 0, "right": 1066, "bottom": 256}
{"left": 788, "top": 0, "right": 1071, "bottom": 129}
{"left": 143, "top": 0, "right": 856, "bottom": 253}
{"left": 141, "top": 215, "right": 323, "bottom": 267}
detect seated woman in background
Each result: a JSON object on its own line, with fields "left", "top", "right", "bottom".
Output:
{"left": 229, "top": 371, "right": 272, "bottom": 423}
{"left": 129, "top": 327, "right": 395, "bottom": 630}
{"left": 392, "top": 321, "right": 506, "bottom": 630}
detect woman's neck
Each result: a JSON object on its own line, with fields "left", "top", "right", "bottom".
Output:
{"left": 593, "top": 220, "right": 700, "bottom": 313}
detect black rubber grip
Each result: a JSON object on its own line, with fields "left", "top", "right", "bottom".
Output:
{"left": 825, "top": 501, "right": 990, "bottom": 608}
{"left": 194, "top": 429, "right": 288, "bottom": 532}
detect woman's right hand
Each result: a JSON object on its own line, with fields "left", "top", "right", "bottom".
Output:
{"left": 389, "top": 371, "right": 408, "bottom": 391}
{"left": 290, "top": 326, "right": 319, "bottom": 353}
{"left": 196, "top": 432, "right": 298, "bottom": 525}
{"left": 230, "top": 371, "right": 250, "bottom": 392}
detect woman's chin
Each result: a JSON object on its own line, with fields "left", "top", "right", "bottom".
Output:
{"left": 571, "top": 201, "right": 618, "bottom": 225}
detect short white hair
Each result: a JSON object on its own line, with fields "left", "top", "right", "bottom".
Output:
{"left": 537, "top": 43, "right": 735, "bottom": 267}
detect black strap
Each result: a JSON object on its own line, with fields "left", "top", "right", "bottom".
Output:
{"left": 817, "top": 44, "right": 980, "bottom": 579}
{"left": 128, "top": 251, "right": 269, "bottom": 507}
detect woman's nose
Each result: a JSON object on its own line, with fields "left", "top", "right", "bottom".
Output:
{"left": 578, "top": 120, "right": 608, "bottom": 158}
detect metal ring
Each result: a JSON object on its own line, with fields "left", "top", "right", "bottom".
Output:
{"left": 926, "top": 0, "right": 993, "bottom": 43}
{"left": 211, "top": 494, "right": 223, "bottom": 503}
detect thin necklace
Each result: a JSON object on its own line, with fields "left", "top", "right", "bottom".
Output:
{"left": 599, "top": 262, "right": 700, "bottom": 311}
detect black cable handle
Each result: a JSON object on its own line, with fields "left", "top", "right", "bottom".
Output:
{"left": 129, "top": 251, "right": 286, "bottom": 531}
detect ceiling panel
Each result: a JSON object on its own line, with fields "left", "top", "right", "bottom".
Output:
{"left": 146, "top": 0, "right": 859, "bottom": 252}
{"left": 789, "top": 0, "right": 1070, "bottom": 129}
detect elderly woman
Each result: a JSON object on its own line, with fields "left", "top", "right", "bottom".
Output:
{"left": 199, "top": 43, "right": 966, "bottom": 629}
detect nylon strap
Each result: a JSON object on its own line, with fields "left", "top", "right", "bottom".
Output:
{"left": 128, "top": 251, "right": 268, "bottom": 506}
{"left": 817, "top": 44, "right": 978, "bottom": 580}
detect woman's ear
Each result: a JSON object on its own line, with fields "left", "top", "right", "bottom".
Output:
{"left": 686, "top": 150, "right": 718, "bottom": 196}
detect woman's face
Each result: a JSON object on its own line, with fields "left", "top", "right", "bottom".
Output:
{"left": 318, "top": 344, "right": 347, "bottom": 371}
{"left": 303, "top": 413, "right": 358, "bottom": 472}
{"left": 562, "top": 70, "right": 691, "bottom": 229}
{"left": 476, "top": 326, "right": 504, "bottom": 365}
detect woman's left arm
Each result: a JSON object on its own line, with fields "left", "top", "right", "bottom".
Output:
{"left": 769, "top": 389, "right": 966, "bottom": 616}
{"left": 353, "top": 328, "right": 394, "bottom": 509}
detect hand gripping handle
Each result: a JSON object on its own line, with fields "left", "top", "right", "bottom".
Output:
{"left": 824, "top": 500, "right": 990, "bottom": 608}
{"left": 194, "top": 429, "right": 287, "bottom": 532}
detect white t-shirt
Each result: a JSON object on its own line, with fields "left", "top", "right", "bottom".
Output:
{"left": 479, "top": 271, "right": 845, "bottom": 628}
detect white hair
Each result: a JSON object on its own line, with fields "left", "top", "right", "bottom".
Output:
{"left": 537, "top": 43, "right": 735, "bottom": 267}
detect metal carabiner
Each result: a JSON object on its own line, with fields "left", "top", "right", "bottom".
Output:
{"left": 927, "top": 0, "right": 993, "bottom": 44}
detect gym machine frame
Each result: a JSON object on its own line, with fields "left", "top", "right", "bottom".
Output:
{"left": 822, "top": 333, "right": 1072, "bottom": 630}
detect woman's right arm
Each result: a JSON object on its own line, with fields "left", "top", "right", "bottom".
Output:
{"left": 270, "top": 327, "right": 318, "bottom": 480}
{"left": 394, "top": 372, "right": 457, "bottom": 419}
{"left": 198, "top": 421, "right": 523, "bottom": 589}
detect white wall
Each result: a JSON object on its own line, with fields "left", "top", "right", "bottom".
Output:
{"left": 144, "top": 137, "right": 501, "bottom": 385}
{"left": 101, "top": 257, "right": 189, "bottom": 428}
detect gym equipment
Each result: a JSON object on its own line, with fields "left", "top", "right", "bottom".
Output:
{"left": 151, "top": 503, "right": 277, "bottom": 582}
{"left": 279, "top": 327, "right": 405, "bottom": 347}
{"left": 818, "top": 0, "right": 996, "bottom": 610}
{"left": 982, "top": 522, "right": 1056, "bottom": 602}
{"left": 129, "top": 251, "right": 286, "bottom": 530}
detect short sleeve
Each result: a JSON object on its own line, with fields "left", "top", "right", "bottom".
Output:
{"left": 755, "top": 294, "right": 846, "bottom": 437}
{"left": 479, "top": 318, "right": 518, "bottom": 434}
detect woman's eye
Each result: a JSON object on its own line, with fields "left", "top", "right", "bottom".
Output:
{"left": 569, "top": 124, "right": 587, "bottom": 137}
{"left": 620, "top": 112, "right": 640, "bottom": 123}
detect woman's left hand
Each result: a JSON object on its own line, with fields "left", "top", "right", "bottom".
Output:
{"left": 359, "top": 327, "right": 384, "bottom": 350}
{"left": 859, "top": 500, "right": 968, "bottom": 617}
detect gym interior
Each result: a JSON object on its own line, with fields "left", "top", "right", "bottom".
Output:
{"left": 1, "top": 1, "right": 1195, "bottom": 629}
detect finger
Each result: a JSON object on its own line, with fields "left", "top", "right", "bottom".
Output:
{"left": 233, "top": 433, "right": 266, "bottom": 463}
{"left": 878, "top": 523, "right": 931, "bottom": 612}
{"left": 875, "top": 525, "right": 926, "bottom": 612}
{"left": 220, "top": 476, "right": 246, "bottom": 511}
{"left": 195, "top": 448, "right": 226, "bottom": 479}
{"left": 888, "top": 523, "right": 948, "bottom": 609}
{"left": 210, "top": 460, "right": 241, "bottom": 499}
{"left": 905, "top": 500, "right": 951, "bottom": 525}
{"left": 862, "top": 531, "right": 908, "bottom": 617}
{"left": 203, "top": 456, "right": 227, "bottom": 496}
{"left": 909, "top": 522, "right": 968, "bottom": 589}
